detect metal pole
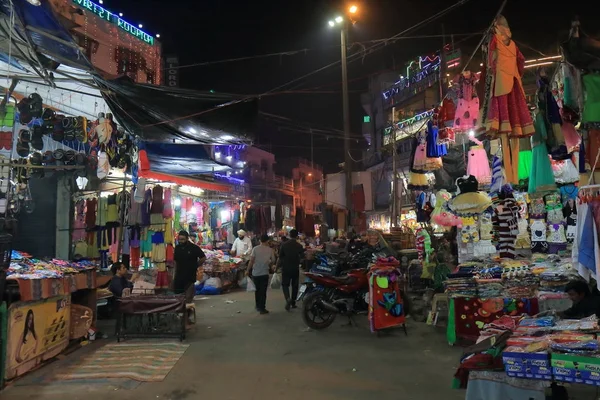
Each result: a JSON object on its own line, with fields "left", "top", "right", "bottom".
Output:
{"left": 310, "top": 128, "right": 314, "bottom": 170}
{"left": 391, "top": 107, "right": 398, "bottom": 228}
{"left": 341, "top": 23, "right": 353, "bottom": 232}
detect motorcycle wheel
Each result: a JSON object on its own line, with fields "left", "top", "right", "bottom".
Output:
{"left": 302, "top": 291, "right": 337, "bottom": 330}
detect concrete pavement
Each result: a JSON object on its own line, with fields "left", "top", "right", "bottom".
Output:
{"left": 1, "top": 288, "right": 465, "bottom": 400}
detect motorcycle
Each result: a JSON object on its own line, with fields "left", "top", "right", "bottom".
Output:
{"left": 298, "top": 247, "right": 386, "bottom": 304}
{"left": 300, "top": 267, "right": 370, "bottom": 330}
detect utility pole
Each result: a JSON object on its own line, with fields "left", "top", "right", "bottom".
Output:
{"left": 391, "top": 107, "right": 398, "bottom": 228}
{"left": 341, "top": 21, "right": 353, "bottom": 232}
{"left": 310, "top": 128, "right": 314, "bottom": 170}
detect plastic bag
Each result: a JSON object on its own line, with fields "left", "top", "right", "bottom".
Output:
{"left": 239, "top": 276, "right": 248, "bottom": 289}
{"left": 247, "top": 277, "right": 256, "bottom": 292}
{"left": 204, "top": 277, "right": 223, "bottom": 289}
{"left": 270, "top": 273, "right": 281, "bottom": 290}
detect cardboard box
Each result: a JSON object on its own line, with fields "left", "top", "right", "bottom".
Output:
{"left": 503, "top": 351, "right": 551, "bottom": 380}
{"left": 551, "top": 353, "right": 600, "bottom": 386}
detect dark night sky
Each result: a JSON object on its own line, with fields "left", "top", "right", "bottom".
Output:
{"left": 111, "top": 0, "right": 598, "bottom": 173}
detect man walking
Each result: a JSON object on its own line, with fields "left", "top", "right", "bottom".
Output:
{"left": 248, "top": 234, "right": 274, "bottom": 314}
{"left": 278, "top": 229, "right": 304, "bottom": 311}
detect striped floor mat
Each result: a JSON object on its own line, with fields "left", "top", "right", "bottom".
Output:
{"left": 55, "top": 341, "right": 189, "bottom": 382}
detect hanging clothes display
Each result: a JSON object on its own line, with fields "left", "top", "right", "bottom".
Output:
{"left": 431, "top": 189, "right": 452, "bottom": 229}
{"left": 407, "top": 134, "right": 430, "bottom": 190}
{"left": 528, "top": 112, "right": 557, "bottom": 193}
{"left": 582, "top": 74, "right": 600, "bottom": 123}
{"left": 482, "top": 16, "right": 534, "bottom": 185}
{"left": 537, "top": 69, "right": 566, "bottom": 159}
{"left": 492, "top": 187, "right": 520, "bottom": 259}
{"left": 437, "top": 99, "right": 456, "bottom": 145}
{"left": 425, "top": 120, "right": 447, "bottom": 158}
{"left": 452, "top": 71, "right": 480, "bottom": 133}
{"left": 413, "top": 131, "right": 441, "bottom": 171}
{"left": 489, "top": 155, "right": 504, "bottom": 196}
{"left": 517, "top": 137, "right": 532, "bottom": 184}
{"left": 466, "top": 145, "right": 492, "bottom": 186}
{"left": 483, "top": 16, "right": 535, "bottom": 137}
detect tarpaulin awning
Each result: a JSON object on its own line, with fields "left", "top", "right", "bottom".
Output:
{"left": 138, "top": 171, "right": 233, "bottom": 193}
{"left": 0, "top": 0, "right": 93, "bottom": 73}
{"left": 97, "top": 76, "right": 257, "bottom": 145}
{"left": 137, "top": 142, "right": 232, "bottom": 192}
{"left": 141, "top": 142, "right": 231, "bottom": 175}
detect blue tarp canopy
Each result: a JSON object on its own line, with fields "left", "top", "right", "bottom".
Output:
{"left": 141, "top": 142, "right": 232, "bottom": 175}
{"left": 0, "top": 0, "right": 93, "bottom": 71}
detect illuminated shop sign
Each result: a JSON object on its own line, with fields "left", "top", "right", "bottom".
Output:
{"left": 72, "top": 0, "right": 154, "bottom": 46}
{"left": 382, "top": 54, "right": 441, "bottom": 101}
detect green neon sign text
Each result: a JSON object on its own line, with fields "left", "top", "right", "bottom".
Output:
{"left": 72, "top": 0, "right": 154, "bottom": 46}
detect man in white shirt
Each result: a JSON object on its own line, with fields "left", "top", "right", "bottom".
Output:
{"left": 231, "top": 229, "right": 252, "bottom": 259}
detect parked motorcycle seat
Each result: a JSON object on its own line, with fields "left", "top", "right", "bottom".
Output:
{"left": 332, "top": 275, "right": 355, "bottom": 284}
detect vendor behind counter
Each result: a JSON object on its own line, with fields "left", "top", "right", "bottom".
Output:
{"left": 558, "top": 280, "right": 600, "bottom": 319}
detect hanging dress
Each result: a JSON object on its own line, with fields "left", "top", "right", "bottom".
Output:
{"left": 483, "top": 17, "right": 534, "bottom": 185}
{"left": 425, "top": 121, "right": 447, "bottom": 158}
{"left": 537, "top": 74, "right": 566, "bottom": 157}
{"left": 141, "top": 189, "right": 152, "bottom": 226}
{"left": 517, "top": 137, "right": 533, "bottom": 184}
{"left": 150, "top": 185, "right": 164, "bottom": 228}
{"left": 129, "top": 188, "right": 143, "bottom": 225}
{"left": 408, "top": 135, "right": 430, "bottom": 190}
{"left": 528, "top": 112, "right": 556, "bottom": 193}
{"left": 484, "top": 22, "right": 535, "bottom": 137}
{"left": 163, "top": 187, "right": 173, "bottom": 218}
{"left": 453, "top": 72, "right": 479, "bottom": 132}
{"left": 466, "top": 145, "right": 492, "bottom": 185}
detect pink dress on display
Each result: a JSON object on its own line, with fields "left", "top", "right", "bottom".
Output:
{"left": 453, "top": 72, "right": 479, "bottom": 132}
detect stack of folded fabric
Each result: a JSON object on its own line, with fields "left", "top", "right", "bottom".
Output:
{"left": 476, "top": 279, "right": 504, "bottom": 298}
{"left": 551, "top": 341, "right": 600, "bottom": 355}
{"left": 537, "top": 264, "right": 575, "bottom": 293}
{"left": 502, "top": 264, "right": 539, "bottom": 298}
{"left": 444, "top": 276, "right": 477, "bottom": 297}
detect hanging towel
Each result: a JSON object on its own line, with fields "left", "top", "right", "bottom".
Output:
{"left": 575, "top": 203, "right": 600, "bottom": 287}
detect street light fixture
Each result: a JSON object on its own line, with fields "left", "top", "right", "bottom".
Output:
{"left": 327, "top": 4, "right": 359, "bottom": 230}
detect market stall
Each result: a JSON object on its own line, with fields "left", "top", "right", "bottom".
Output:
{"left": 453, "top": 309, "right": 600, "bottom": 399}
{"left": 444, "top": 255, "right": 574, "bottom": 345}
{"left": 4, "top": 251, "right": 99, "bottom": 380}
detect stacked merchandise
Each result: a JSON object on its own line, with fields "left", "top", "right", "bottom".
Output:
{"left": 7, "top": 251, "right": 97, "bottom": 279}
{"left": 500, "top": 315, "right": 600, "bottom": 384}
{"left": 197, "top": 248, "right": 244, "bottom": 295}
{"left": 502, "top": 263, "right": 539, "bottom": 298}
{"left": 444, "top": 265, "right": 478, "bottom": 297}
{"left": 534, "top": 262, "right": 576, "bottom": 293}
{"left": 475, "top": 265, "right": 504, "bottom": 298}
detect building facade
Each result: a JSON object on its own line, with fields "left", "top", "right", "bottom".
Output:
{"left": 361, "top": 47, "right": 462, "bottom": 226}
{"left": 50, "top": 0, "right": 162, "bottom": 84}
{"left": 276, "top": 157, "right": 324, "bottom": 215}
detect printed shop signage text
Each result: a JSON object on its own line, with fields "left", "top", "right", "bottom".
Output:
{"left": 72, "top": 0, "right": 154, "bottom": 46}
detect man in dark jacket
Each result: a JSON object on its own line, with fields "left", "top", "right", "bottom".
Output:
{"left": 174, "top": 230, "right": 206, "bottom": 303}
{"left": 278, "top": 229, "right": 305, "bottom": 311}
{"left": 559, "top": 280, "right": 600, "bottom": 319}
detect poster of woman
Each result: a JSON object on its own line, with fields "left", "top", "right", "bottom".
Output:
{"left": 14, "top": 309, "right": 38, "bottom": 363}
{"left": 6, "top": 295, "right": 71, "bottom": 380}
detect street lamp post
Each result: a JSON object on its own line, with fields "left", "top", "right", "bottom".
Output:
{"left": 329, "top": 5, "right": 357, "bottom": 233}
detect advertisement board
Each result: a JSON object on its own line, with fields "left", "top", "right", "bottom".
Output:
{"left": 5, "top": 296, "right": 71, "bottom": 380}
